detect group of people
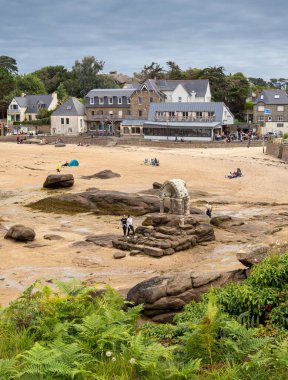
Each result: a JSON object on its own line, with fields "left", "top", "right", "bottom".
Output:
{"left": 144, "top": 158, "right": 160, "bottom": 166}
{"left": 226, "top": 168, "right": 243, "bottom": 179}
{"left": 118, "top": 215, "right": 135, "bottom": 237}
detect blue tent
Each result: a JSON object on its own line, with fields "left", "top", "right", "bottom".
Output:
{"left": 68, "top": 159, "right": 79, "bottom": 167}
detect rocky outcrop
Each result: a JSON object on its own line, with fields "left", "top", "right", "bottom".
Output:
{"left": 43, "top": 174, "right": 74, "bottom": 189}
{"left": 55, "top": 143, "right": 66, "bottom": 147}
{"left": 28, "top": 190, "right": 160, "bottom": 215}
{"left": 112, "top": 213, "right": 215, "bottom": 257}
{"left": 5, "top": 224, "right": 36, "bottom": 242}
{"left": 82, "top": 170, "right": 121, "bottom": 180}
{"left": 210, "top": 215, "right": 245, "bottom": 228}
{"left": 236, "top": 242, "right": 288, "bottom": 267}
{"left": 127, "top": 269, "right": 248, "bottom": 322}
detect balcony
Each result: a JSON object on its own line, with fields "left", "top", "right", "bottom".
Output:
{"left": 155, "top": 116, "right": 216, "bottom": 122}
{"left": 8, "top": 109, "right": 20, "bottom": 113}
{"left": 87, "top": 115, "right": 145, "bottom": 121}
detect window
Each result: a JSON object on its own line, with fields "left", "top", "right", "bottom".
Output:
{"left": 258, "top": 116, "right": 264, "bottom": 121}
{"left": 28, "top": 115, "right": 32, "bottom": 121}
{"left": 109, "top": 111, "right": 113, "bottom": 116}
{"left": 109, "top": 97, "right": 113, "bottom": 104}
{"left": 118, "top": 110, "right": 123, "bottom": 117}
{"left": 277, "top": 123, "right": 284, "bottom": 127}
{"left": 127, "top": 97, "right": 131, "bottom": 104}
{"left": 123, "top": 127, "right": 130, "bottom": 134}
{"left": 118, "top": 97, "right": 122, "bottom": 104}
{"left": 66, "top": 106, "right": 72, "bottom": 110}
{"left": 138, "top": 97, "right": 142, "bottom": 105}
{"left": 61, "top": 118, "right": 64, "bottom": 125}
{"left": 178, "top": 97, "right": 182, "bottom": 102}
{"left": 182, "top": 112, "right": 188, "bottom": 120}
{"left": 258, "top": 106, "right": 264, "bottom": 112}
{"left": 66, "top": 118, "right": 69, "bottom": 124}
{"left": 90, "top": 98, "right": 94, "bottom": 105}
{"left": 196, "top": 112, "right": 203, "bottom": 118}
{"left": 268, "top": 116, "right": 272, "bottom": 121}
{"left": 260, "top": 95, "right": 264, "bottom": 99}
{"left": 277, "top": 115, "right": 284, "bottom": 121}
{"left": 277, "top": 106, "right": 284, "bottom": 111}
{"left": 131, "top": 127, "right": 141, "bottom": 134}
{"left": 149, "top": 97, "right": 153, "bottom": 103}
{"left": 68, "top": 128, "right": 72, "bottom": 133}
{"left": 99, "top": 97, "right": 104, "bottom": 104}
{"left": 91, "top": 111, "right": 94, "bottom": 116}
{"left": 138, "top": 110, "right": 142, "bottom": 117}
{"left": 274, "top": 95, "right": 280, "bottom": 99}
{"left": 127, "top": 110, "right": 131, "bottom": 116}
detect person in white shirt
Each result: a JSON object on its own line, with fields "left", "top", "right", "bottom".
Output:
{"left": 127, "top": 215, "right": 135, "bottom": 237}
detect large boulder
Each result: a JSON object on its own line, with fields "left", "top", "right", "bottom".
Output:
{"left": 236, "top": 243, "right": 271, "bottom": 267}
{"left": 82, "top": 170, "right": 120, "bottom": 180}
{"left": 43, "top": 174, "right": 74, "bottom": 189}
{"left": 127, "top": 269, "right": 247, "bottom": 320}
{"left": 210, "top": 215, "right": 245, "bottom": 228}
{"left": 28, "top": 190, "right": 159, "bottom": 215}
{"left": 5, "top": 224, "right": 36, "bottom": 242}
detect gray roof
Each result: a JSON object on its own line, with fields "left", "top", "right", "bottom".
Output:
{"left": 52, "top": 97, "right": 85, "bottom": 117}
{"left": 14, "top": 94, "right": 54, "bottom": 113}
{"left": 147, "top": 102, "right": 225, "bottom": 122}
{"left": 155, "top": 79, "right": 209, "bottom": 96}
{"left": 86, "top": 88, "right": 136, "bottom": 98}
{"left": 121, "top": 119, "right": 145, "bottom": 126}
{"left": 254, "top": 89, "right": 288, "bottom": 105}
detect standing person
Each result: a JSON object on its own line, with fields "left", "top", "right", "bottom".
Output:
{"left": 118, "top": 215, "right": 128, "bottom": 237}
{"left": 206, "top": 203, "right": 213, "bottom": 218}
{"left": 56, "top": 164, "right": 61, "bottom": 173}
{"left": 127, "top": 215, "right": 135, "bottom": 237}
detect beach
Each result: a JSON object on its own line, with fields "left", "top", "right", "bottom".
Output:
{"left": 0, "top": 142, "right": 287, "bottom": 306}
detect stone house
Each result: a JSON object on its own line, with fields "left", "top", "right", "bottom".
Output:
{"left": 51, "top": 97, "right": 86, "bottom": 135}
{"left": 84, "top": 88, "right": 138, "bottom": 134}
{"left": 142, "top": 102, "right": 234, "bottom": 141}
{"left": 253, "top": 89, "right": 288, "bottom": 135}
{"left": 7, "top": 93, "right": 58, "bottom": 123}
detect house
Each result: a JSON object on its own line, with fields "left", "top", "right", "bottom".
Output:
{"left": 7, "top": 93, "right": 58, "bottom": 123}
{"left": 253, "top": 89, "right": 288, "bottom": 135}
{"left": 51, "top": 97, "right": 86, "bottom": 135}
{"left": 84, "top": 88, "right": 137, "bottom": 135}
{"left": 140, "top": 102, "right": 234, "bottom": 141}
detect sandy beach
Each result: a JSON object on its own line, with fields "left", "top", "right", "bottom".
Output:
{"left": 0, "top": 142, "right": 287, "bottom": 306}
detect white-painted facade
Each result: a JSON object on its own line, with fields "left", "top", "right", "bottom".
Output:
{"left": 162, "top": 82, "right": 212, "bottom": 103}
{"left": 51, "top": 115, "right": 87, "bottom": 135}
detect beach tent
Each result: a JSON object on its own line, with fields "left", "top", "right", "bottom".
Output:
{"left": 68, "top": 159, "right": 79, "bottom": 167}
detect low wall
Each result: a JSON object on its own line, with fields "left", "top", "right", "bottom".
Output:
{"left": 265, "top": 142, "right": 283, "bottom": 159}
{"left": 282, "top": 145, "right": 288, "bottom": 162}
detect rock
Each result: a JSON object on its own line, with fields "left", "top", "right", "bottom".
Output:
{"left": 55, "top": 143, "right": 66, "bottom": 147}
{"left": 210, "top": 215, "right": 245, "bottom": 229}
{"left": 86, "top": 234, "right": 118, "bottom": 247}
{"left": 152, "top": 182, "right": 162, "bottom": 189}
{"left": 236, "top": 243, "right": 270, "bottom": 267}
{"left": 28, "top": 189, "right": 159, "bottom": 215}
{"left": 43, "top": 234, "right": 64, "bottom": 240}
{"left": 5, "top": 224, "right": 35, "bottom": 242}
{"left": 82, "top": 170, "right": 120, "bottom": 180}
{"left": 190, "top": 207, "right": 204, "bottom": 214}
{"left": 71, "top": 241, "right": 95, "bottom": 248}
{"left": 143, "top": 246, "right": 164, "bottom": 257}
{"left": 113, "top": 251, "right": 126, "bottom": 259}
{"left": 43, "top": 174, "right": 74, "bottom": 189}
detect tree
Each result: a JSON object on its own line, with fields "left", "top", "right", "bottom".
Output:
{"left": 193, "top": 66, "right": 227, "bottom": 101}
{"left": 94, "top": 74, "right": 121, "bottom": 89}
{"left": 56, "top": 83, "right": 69, "bottom": 104}
{"left": 0, "top": 67, "right": 16, "bottom": 118}
{"left": 166, "top": 61, "right": 185, "bottom": 80}
{"left": 248, "top": 77, "right": 267, "bottom": 87}
{"left": 15, "top": 74, "right": 46, "bottom": 94}
{"left": 0, "top": 56, "right": 18, "bottom": 74}
{"left": 133, "top": 62, "right": 165, "bottom": 82}
{"left": 72, "top": 56, "right": 105, "bottom": 96}
{"left": 225, "top": 72, "right": 250, "bottom": 118}
{"left": 33, "top": 65, "right": 70, "bottom": 94}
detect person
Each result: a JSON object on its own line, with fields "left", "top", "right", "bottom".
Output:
{"left": 62, "top": 161, "right": 69, "bottom": 167}
{"left": 16, "top": 135, "right": 20, "bottom": 144}
{"left": 206, "top": 203, "right": 212, "bottom": 218}
{"left": 56, "top": 164, "right": 61, "bottom": 173}
{"left": 118, "top": 215, "right": 128, "bottom": 237}
{"left": 127, "top": 215, "right": 135, "bottom": 237}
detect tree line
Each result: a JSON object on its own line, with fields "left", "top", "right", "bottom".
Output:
{"left": 0, "top": 55, "right": 287, "bottom": 121}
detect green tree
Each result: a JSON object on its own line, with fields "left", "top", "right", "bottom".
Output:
{"left": 56, "top": 83, "right": 69, "bottom": 104}
{"left": 133, "top": 62, "right": 165, "bottom": 82}
{"left": 33, "top": 65, "right": 70, "bottom": 94}
{"left": 94, "top": 74, "right": 121, "bottom": 89}
{"left": 0, "top": 55, "right": 18, "bottom": 74}
{"left": 0, "top": 67, "right": 16, "bottom": 118}
{"left": 36, "top": 108, "right": 53, "bottom": 119}
{"left": 225, "top": 72, "right": 250, "bottom": 118}
{"left": 166, "top": 61, "right": 185, "bottom": 80}
{"left": 72, "top": 56, "right": 105, "bottom": 96}
{"left": 16, "top": 74, "right": 46, "bottom": 94}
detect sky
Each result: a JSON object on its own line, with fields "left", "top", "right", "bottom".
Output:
{"left": 1, "top": 0, "right": 287, "bottom": 79}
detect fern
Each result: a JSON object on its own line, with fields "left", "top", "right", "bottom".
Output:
{"left": 0, "top": 358, "right": 17, "bottom": 379}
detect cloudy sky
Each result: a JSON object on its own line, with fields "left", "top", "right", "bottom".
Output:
{"left": 1, "top": 0, "right": 287, "bottom": 79}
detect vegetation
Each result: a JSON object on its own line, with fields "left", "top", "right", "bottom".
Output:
{"left": 0, "top": 251, "right": 287, "bottom": 379}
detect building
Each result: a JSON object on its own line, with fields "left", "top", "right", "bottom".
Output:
{"left": 142, "top": 102, "right": 234, "bottom": 141}
{"left": 253, "top": 89, "right": 288, "bottom": 135}
{"left": 51, "top": 97, "right": 86, "bottom": 135}
{"left": 84, "top": 88, "right": 137, "bottom": 135}
{"left": 7, "top": 93, "right": 58, "bottom": 123}
{"left": 121, "top": 79, "right": 211, "bottom": 136}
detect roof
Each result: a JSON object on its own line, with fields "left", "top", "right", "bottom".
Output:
{"left": 86, "top": 88, "right": 137, "bottom": 98}
{"left": 121, "top": 119, "right": 145, "bottom": 126}
{"left": 147, "top": 102, "right": 226, "bottom": 122}
{"left": 52, "top": 98, "right": 85, "bottom": 117}
{"left": 14, "top": 94, "right": 54, "bottom": 113}
{"left": 155, "top": 79, "right": 209, "bottom": 97}
{"left": 254, "top": 89, "right": 288, "bottom": 105}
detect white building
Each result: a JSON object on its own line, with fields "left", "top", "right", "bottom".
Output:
{"left": 51, "top": 98, "right": 86, "bottom": 135}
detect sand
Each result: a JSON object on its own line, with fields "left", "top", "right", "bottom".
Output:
{"left": 0, "top": 142, "right": 287, "bottom": 306}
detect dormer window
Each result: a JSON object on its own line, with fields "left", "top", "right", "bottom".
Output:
{"left": 118, "top": 97, "right": 122, "bottom": 104}
{"left": 178, "top": 97, "right": 182, "bottom": 102}
{"left": 109, "top": 97, "right": 113, "bottom": 104}
{"left": 90, "top": 98, "right": 94, "bottom": 105}
{"left": 66, "top": 106, "right": 72, "bottom": 110}
{"left": 274, "top": 95, "right": 280, "bottom": 99}
{"left": 260, "top": 95, "right": 264, "bottom": 100}
{"left": 127, "top": 98, "right": 130, "bottom": 104}
{"left": 99, "top": 97, "right": 104, "bottom": 104}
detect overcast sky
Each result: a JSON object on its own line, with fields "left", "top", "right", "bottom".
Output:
{"left": 1, "top": 0, "right": 287, "bottom": 79}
